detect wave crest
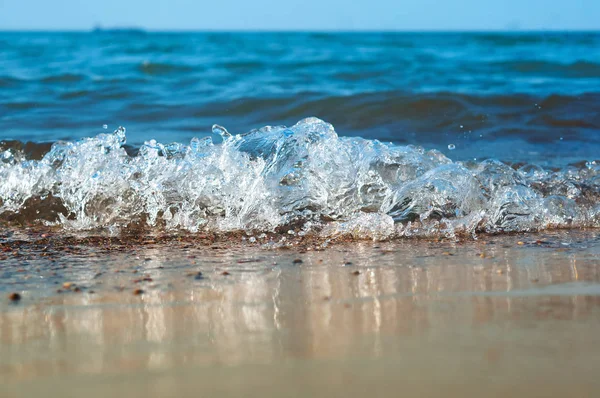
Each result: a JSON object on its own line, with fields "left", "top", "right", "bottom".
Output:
{"left": 1, "top": 118, "right": 600, "bottom": 239}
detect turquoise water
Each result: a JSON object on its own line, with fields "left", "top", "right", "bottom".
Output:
{"left": 1, "top": 31, "right": 599, "bottom": 162}
{"left": 1, "top": 32, "right": 600, "bottom": 235}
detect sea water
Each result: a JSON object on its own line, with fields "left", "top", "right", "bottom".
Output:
{"left": 1, "top": 32, "right": 600, "bottom": 237}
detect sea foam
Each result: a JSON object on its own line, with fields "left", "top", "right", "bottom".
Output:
{"left": 1, "top": 118, "right": 599, "bottom": 239}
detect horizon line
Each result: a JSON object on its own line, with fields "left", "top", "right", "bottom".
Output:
{"left": 0, "top": 27, "right": 599, "bottom": 33}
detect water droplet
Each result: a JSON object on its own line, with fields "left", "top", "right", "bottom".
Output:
{"left": 448, "top": 144, "right": 456, "bottom": 150}
{"left": 460, "top": 125, "right": 464, "bottom": 129}
{"left": 560, "top": 137, "right": 564, "bottom": 141}
{"left": 102, "top": 124, "right": 108, "bottom": 130}
{"left": 212, "top": 124, "right": 231, "bottom": 138}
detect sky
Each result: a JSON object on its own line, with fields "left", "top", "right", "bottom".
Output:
{"left": 0, "top": 0, "right": 598, "bottom": 31}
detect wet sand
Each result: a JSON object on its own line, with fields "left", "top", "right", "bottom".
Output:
{"left": 2, "top": 230, "right": 600, "bottom": 397}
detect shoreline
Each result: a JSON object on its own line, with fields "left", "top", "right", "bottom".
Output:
{"left": 2, "top": 229, "right": 600, "bottom": 396}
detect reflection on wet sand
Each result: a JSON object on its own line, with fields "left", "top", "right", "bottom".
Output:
{"left": 2, "top": 232, "right": 600, "bottom": 396}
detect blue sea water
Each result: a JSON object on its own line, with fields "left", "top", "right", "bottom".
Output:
{"left": 2, "top": 31, "right": 600, "bottom": 162}
{"left": 1, "top": 31, "right": 600, "bottom": 236}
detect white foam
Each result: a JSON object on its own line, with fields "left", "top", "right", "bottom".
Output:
{"left": 1, "top": 118, "right": 599, "bottom": 239}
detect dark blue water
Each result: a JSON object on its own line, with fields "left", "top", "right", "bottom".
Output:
{"left": 2, "top": 32, "right": 600, "bottom": 236}
{"left": 2, "top": 31, "right": 599, "bottom": 163}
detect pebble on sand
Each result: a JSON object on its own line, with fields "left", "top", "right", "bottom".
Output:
{"left": 8, "top": 292, "right": 21, "bottom": 302}
{"left": 133, "top": 289, "right": 144, "bottom": 295}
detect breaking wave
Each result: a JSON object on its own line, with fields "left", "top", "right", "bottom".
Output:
{"left": 2, "top": 118, "right": 600, "bottom": 240}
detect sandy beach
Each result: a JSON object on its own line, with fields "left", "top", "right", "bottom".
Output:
{"left": 2, "top": 9, "right": 600, "bottom": 397}
{"left": 2, "top": 230, "right": 600, "bottom": 397}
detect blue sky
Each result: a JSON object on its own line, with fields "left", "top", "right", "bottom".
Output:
{"left": 0, "top": 0, "right": 598, "bottom": 30}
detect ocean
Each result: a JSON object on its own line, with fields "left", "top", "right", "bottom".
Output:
{"left": 3, "top": 31, "right": 600, "bottom": 398}
{"left": 1, "top": 31, "right": 600, "bottom": 237}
